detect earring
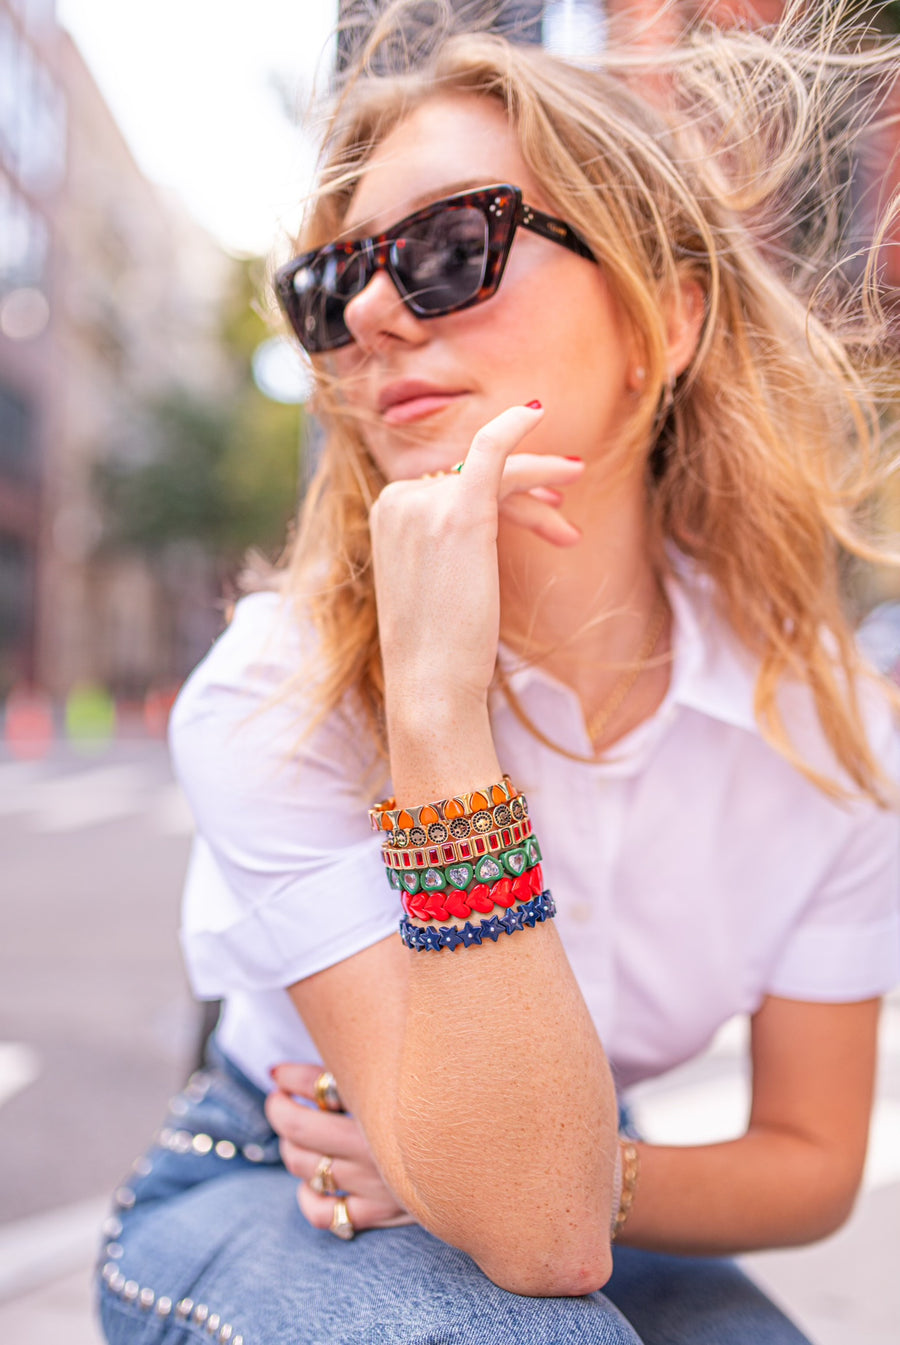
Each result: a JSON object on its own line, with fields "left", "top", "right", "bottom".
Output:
{"left": 661, "top": 370, "right": 675, "bottom": 413}
{"left": 630, "top": 365, "right": 646, "bottom": 393}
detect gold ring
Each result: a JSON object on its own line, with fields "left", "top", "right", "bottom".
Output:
{"left": 313, "top": 1070, "right": 343, "bottom": 1113}
{"left": 329, "top": 1195, "right": 355, "bottom": 1240}
{"left": 310, "top": 1155, "right": 337, "bottom": 1195}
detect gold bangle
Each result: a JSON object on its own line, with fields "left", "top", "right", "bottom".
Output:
{"left": 381, "top": 818, "right": 535, "bottom": 869}
{"left": 612, "top": 1140, "right": 640, "bottom": 1241}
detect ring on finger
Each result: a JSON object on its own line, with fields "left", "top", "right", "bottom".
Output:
{"left": 313, "top": 1070, "right": 344, "bottom": 1113}
{"left": 329, "top": 1195, "right": 355, "bottom": 1241}
{"left": 310, "top": 1155, "right": 338, "bottom": 1195}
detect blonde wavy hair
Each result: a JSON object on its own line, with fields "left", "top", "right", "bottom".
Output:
{"left": 266, "top": 0, "right": 900, "bottom": 802}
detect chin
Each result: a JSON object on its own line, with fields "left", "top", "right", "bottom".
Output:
{"left": 370, "top": 420, "right": 473, "bottom": 481}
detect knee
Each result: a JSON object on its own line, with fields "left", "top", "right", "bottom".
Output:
{"left": 436, "top": 1287, "right": 642, "bottom": 1345}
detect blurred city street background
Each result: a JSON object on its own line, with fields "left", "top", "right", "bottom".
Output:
{"left": 2, "top": 0, "right": 900, "bottom": 1342}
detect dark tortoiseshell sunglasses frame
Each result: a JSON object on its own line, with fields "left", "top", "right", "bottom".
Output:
{"left": 274, "top": 184, "right": 595, "bottom": 353}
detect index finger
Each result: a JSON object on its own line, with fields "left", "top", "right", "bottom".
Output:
{"left": 460, "top": 402, "right": 545, "bottom": 495}
{"left": 270, "top": 1062, "right": 329, "bottom": 1100}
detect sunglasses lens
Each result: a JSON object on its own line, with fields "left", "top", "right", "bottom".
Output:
{"left": 287, "top": 249, "right": 368, "bottom": 352}
{"left": 391, "top": 206, "right": 488, "bottom": 313}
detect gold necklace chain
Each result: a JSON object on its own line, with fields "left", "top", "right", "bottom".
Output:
{"left": 586, "top": 595, "right": 669, "bottom": 747}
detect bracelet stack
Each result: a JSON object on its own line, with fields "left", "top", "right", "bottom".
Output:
{"left": 370, "top": 775, "right": 555, "bottom": 951}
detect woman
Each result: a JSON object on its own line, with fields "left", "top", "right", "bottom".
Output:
{"left": 98, "top": 4, "right": 900, "bottom": 1343}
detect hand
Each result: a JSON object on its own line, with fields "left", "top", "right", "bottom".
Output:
{"left": 266, "top": 1063, "right": 416, "bottom": 1232}
{"left": 369, "top": 404, "right": 584, "bottom": 710}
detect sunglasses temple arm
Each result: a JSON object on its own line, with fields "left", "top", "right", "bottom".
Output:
{"left": 518, "top": 203, "right": 595, "bottom": 262}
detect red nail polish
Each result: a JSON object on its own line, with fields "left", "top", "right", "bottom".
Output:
{"left": 525, "top": 399, "right": 542, "bottom": 409}
{"left": 565, "top": 455, "right": 583, "bottom": 462}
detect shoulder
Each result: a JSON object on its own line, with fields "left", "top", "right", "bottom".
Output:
{"left": 171, "top": 591, "right": 303, "bottom": 728}
{"left": 169, "top": 589, "right": 379, "bottom": 803}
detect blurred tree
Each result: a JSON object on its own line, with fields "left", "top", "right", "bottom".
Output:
{"left": 847, "top": 1, "right": 900, "bottom": 31}
{"left": 97, "top": 258, "right": 302, "bottom": 569}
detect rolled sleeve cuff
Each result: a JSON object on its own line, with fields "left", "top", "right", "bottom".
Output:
{"left": 181, "top": 845, "right": 400, "bottom": 997}
{"left": 766, "top": 914, "right": 900, "bottom": 1001}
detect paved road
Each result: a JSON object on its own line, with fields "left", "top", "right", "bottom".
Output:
{"left": 0, "top": 741, "right": 897, "bottom": 1343}
{"left": 0, "top": 742, "right": 199, "bottom": 1228}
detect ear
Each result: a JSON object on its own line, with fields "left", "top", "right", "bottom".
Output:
{"left": 665, "top": 278, "right": 705, "bottom": 380}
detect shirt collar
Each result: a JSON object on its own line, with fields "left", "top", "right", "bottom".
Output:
{"left": 494, "top": 553, "right": 759, "bottom": 751}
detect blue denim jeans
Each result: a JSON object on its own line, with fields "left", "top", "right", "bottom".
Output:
{"left": 96, "top": 1041, "right": 812, "bottom": 1345}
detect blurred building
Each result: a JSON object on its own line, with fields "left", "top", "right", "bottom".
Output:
{"left": 0, "top": 0, "right": 232, "bottom": 700}
{"left": 337, "top": 0, "right": 544, "bottom": 70}
{"left": 0, "top": 0, "right": 61, "bottom": 689}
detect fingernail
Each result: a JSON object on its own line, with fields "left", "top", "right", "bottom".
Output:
{"left": 269, "top": 1065, "right": 281, "bottom": 1080}
{"left": 564, "top": 455, "right": 583, "bottom": 462}
{"left": 525, "top": 399, "right": 542, "bottom": 409}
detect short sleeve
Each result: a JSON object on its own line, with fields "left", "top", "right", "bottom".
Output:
{"left": 765, "top": 703, "right": 900, "bottom": 1001}
{"left": 170, "top": 592, "right": 398, "bottom": 998}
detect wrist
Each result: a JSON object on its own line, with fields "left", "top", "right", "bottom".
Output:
{"left": 386, "top": 701, "right": 501, "bottom": 807}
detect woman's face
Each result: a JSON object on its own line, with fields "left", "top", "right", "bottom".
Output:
{"left": 330, "top": 94, "right": 639, "bottom": 483}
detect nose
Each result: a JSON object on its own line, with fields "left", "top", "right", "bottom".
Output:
{"left": 342, "top": 268, "right": 428, "bottom": 353}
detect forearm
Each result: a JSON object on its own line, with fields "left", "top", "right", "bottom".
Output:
{"left": 384, "top": 701, "right": 618, "bottom": 1294}
{"left": 620, "top": 1128, "right": 861, "bottom": 1256}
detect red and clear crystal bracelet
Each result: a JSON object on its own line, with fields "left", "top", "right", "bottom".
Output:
{"left": 381, "top": 817, "right": 534, "bottom": 869}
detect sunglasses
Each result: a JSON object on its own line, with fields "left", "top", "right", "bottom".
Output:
{"left": 274, "top": 184, "right": 594, "bottom": 354}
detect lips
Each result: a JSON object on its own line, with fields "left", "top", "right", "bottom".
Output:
{"left": 377, "top": 380, "right": 468, "bottom": 424}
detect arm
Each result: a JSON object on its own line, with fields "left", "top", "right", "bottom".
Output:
{"left": 288, "top": 409, "right": 618, "bottom": 1296}
{"left": 618, "top": 995, "right": 880, "bottom": 1254}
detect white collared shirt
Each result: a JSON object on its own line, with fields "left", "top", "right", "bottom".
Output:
{"left": 172, "top": 567, "right": 900, "bottom": 1095}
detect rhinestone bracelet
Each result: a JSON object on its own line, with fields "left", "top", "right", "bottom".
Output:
{"left": 385, "top": 842, "right": 541, "bottom": 895}
{"left": 382, "top": 833, "right": 538, "bottom": 887}
{"left": 369, "top": 775, "right": 520, "bottom": 834}
{"left": 381, "top": 818, "right": 534, "bottom": 869}
{"left": 400, "top": 889, "right": 556, "bottom": 950}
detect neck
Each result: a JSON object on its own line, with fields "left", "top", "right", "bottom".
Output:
{"left": 498, "top": 468, "right": 671, "bottom": 748}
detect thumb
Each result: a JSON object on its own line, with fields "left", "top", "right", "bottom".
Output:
{"left": 268, "top": 1062, "right": 322, "bottom": 1098}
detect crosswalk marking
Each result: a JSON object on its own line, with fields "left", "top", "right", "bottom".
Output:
{"left": 0, "top": 1044, "right": 40, "bottom": 1111}
{"left": 151, "top": 781, "right": 195, "bottom": 835}
{"left": 0, "top": 1195, "right": 109, "bottom": 1303}
{"left": 0, "top": 761, "right": 194, "bottom": 835}
{"left": 0, "top": 762, "right": 53, "bottom": 812}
